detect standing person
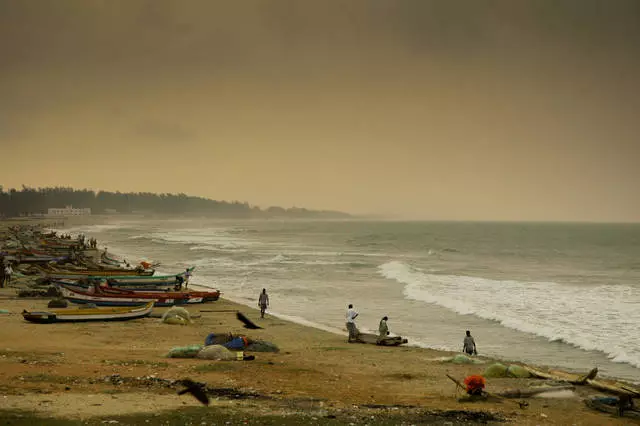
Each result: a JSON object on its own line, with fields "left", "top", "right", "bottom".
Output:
{"left": 346, "top": 304, "right": 359, "bottom": 343}
{"left": 184, "top": 268, "right": 192, "bottom": 289}
{"left": 463, "top": 330, "right": 477, "bottom": 356}
{"left": 377, "top": 316, "right": 390, "bottom": 344}
{"left": 258, "top": 288, "right": 269, "bottom": 318}
{"left": 4, "top": 263, "right": 13, "bottom": 287}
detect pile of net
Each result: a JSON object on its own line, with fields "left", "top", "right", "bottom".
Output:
{"left": 433, "top": 354, "right": 485, "bottom": 364}
{"left": 197, "top": 345, "right": 244, "bottom": 361}
{"left": 161, "top": 306, "right": 192, "bottom": 325}
{"left": 483, "top": 363, "right": 531, "bottom": 378}
{"left": 166, "top": 344, "right": 203, "bottom": 358}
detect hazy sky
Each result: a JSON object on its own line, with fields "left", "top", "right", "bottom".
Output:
{"left": 1, "top": 1, "right": 639, "bottom": 221}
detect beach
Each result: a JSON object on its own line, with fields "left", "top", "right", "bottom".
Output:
{"left": 0, "top": 217, "right": 638, "bottom": 425}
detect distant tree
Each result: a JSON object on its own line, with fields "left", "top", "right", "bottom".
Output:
{"left": 0, "top": 186, "right": 350, "bottom": 219}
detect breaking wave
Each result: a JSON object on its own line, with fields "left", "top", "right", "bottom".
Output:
{"left": 379, "top": 260, "right": 640, "bottom": 369}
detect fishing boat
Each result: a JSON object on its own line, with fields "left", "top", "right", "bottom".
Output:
{"left": 354, "top": 332, "right": 408, "bottom": 346}
{"left": 40, "top": 265, "right": 155, "bottom": 279}
{"left": 52, "top": 267, "right": 195, "bottom": 288}
{"left": 22, "top": 301, "right": 154, "bottom": 323}
{"left": 105, "top": 267, "right": 195, "bottom": 287}
{"left": 58, "top": 283, "right": 220, "bottom": 307}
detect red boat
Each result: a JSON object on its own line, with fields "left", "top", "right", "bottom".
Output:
{"left": 57, "top": 282, "right": 220, "bottom": 307}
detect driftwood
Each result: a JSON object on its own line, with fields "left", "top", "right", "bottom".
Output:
{"left": 524, "top": 366, "right": 640, "bottom": 398}
{"left": 586, "top": 379, "right": 640, "bottom": 398}
{"left": 496, "top": 385, "right": 575, "bottom": 398}
{"left": 523, "top": 366, "right": 598, "bottom": 385}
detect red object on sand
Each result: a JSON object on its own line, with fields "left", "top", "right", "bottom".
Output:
{"left": 463, "top": 375, "right": 486, "bottom": 394}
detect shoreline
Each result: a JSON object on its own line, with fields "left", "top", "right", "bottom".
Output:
{"left": 1, "top": 219, "right": 638, "bottom": 424}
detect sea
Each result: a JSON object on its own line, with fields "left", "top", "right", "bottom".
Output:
{"left": 61, "top": 218, "right": 640, "bottom": 383}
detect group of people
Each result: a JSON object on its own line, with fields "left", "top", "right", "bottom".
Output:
{"left": 346, "top": 303, "right": 479, "bottom": 354}
{"left": 346, "top": 304, "right": 391, "bottom": 344}
{"left": 254, "top": 292, "right": 479, "bottom": 354}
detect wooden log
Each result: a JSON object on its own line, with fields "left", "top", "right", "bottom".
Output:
{"left": 586, "top": 379, "right": 640, "bottom": 398}
{"left": 497, "top": 385, "right": 575, "bottom": 398}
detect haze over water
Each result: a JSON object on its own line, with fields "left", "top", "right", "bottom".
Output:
{"left": 65, "top": 218, "right": 640, "bottom": 383}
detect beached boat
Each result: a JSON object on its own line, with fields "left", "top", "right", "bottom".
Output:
{"left": 58, "top": 283, "right": 220, "bottom": 307}
{"left": 51, "top": 267, "right": 195, "bottom": 287}
{"left": 22, "top": 301, "right": 154, "bottom": 323}
{"left": 105, "top": 267, "right": 195, "bottom": 287}
{"left": 354, "top": 333, "right": 408, "bottom": 346}
{"left": 40, "top": 265, "right": 155, "bottom": 279}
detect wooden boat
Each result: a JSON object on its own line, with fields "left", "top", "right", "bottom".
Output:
{"left": 58, "top": 283, "right": 220, "bottom": 307}
{"left": 22, "top": 301, "right": 154, "bottom": 323}
{"left": 40, "top": 265, "right": 155, "bottom": 279}
{"left": 51, "top": 267, "right": 195, "bottom": 288}
{"left": 354, "top": 332, "right": 408, "bottom": 346}
{"left": 53, "top": 279, "right": 175, "bottom": 292}
{"left": 105, "top": 267, "right": 195, "bottom": 287}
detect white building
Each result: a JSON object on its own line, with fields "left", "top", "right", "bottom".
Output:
{"left": 47, "top": 205, "right": 92, "bottom": 216}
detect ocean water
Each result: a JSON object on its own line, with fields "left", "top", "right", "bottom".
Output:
{"left": 63, "top": 219, "right": 640, "bottom": 383}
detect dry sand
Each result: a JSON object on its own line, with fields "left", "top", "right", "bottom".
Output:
{"left": 0, "top": 293, "right": 634, "bottom": 425}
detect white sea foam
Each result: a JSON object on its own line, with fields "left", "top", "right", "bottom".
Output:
{"left": 150, "top": 228, "right": 260, "bottom": 249}
{"left": 379, "top": 260, "right": 640, "bottom": 369}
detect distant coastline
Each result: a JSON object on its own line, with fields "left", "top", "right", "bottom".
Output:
{"left": 0, "top": 186, "right": 350, "bottom": 220}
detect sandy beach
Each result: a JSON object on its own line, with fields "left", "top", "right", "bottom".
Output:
{"left": 0, "top": 218, "right": 637, "bottom": 425}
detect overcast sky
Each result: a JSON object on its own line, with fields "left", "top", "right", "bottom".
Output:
{"left": 1, "top": 0, "right": 639, "bottom": 221}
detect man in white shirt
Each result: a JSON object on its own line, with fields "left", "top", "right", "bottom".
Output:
{"left": 346, "top": 304, "right": 359, "bottom": 343}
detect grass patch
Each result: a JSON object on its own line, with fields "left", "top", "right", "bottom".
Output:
{"left": 17, "top": 374, "right": 83, "bottom": 384}
{"left": 102, "top": 359, "right": 169, "bottom": 368}
{"left": 320, "top": 346, "right": 349, "bottom": 351}
{"left": 193, "top": 363, "right": 237, "bottom": 373}
{"left": 0, "top": 349, "right": 64, "bottom": 361}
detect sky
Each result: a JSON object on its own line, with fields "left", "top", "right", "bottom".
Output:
{"left": 1, "top": 0, "right": 639, "bottom": 221}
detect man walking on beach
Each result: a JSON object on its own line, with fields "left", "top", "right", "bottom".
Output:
{"left": 463, "top": 330, "right": 477, "bottom": 356}
{"left": 258, "top": 288, "right": 269, "bottom": 318}
{"left": 346, "top": 304, "right": 359, "bottom": 343}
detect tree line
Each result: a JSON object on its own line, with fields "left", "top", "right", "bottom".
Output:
{"left": 0, "top": 186, "right": 350, "bottom": 219}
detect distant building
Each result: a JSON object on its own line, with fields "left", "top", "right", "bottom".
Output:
{"left": 47, "top": 205, "right": 91, "bottom": 217}
{"left": 104, "top": 208, "right": 117, "bottom": 214}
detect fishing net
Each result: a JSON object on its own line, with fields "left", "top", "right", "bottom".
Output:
{"left": 506, "top": 364, "right": 531, "bottom": 378}
{"left": 246, "top": 340, "right": 280, "bottom": 353}
{"left": 197, "top": 345, "right": 242, "bottom": 361}
{"left": 483, "top": 363, "right": 509, "bottom": 378}
{"left": 162, "top": 306, "right": 192, "bottom": 325}
{"left": 166, "top": 344, "right": 203, "bottom": 358}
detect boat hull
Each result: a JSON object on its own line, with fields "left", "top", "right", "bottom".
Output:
{"left": 22, "top": 302, "right": 154, "bottom": 323}
{"left": 58, "top": 285, "right": 219, "bottom": 307}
